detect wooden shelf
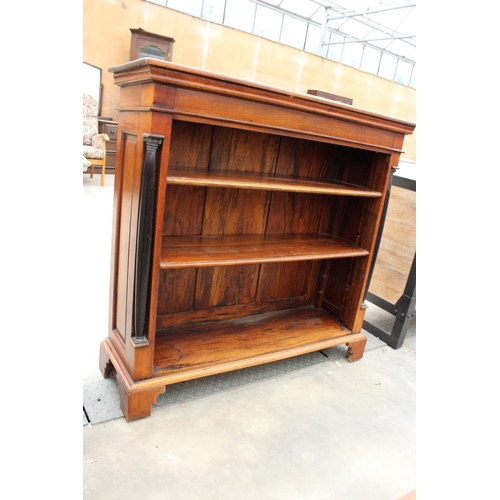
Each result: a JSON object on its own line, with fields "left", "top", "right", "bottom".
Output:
{"left": 167, "top": 168, "right": 381, "bottom": 197}
{"left": 154, "top": 307, "right": 354, "bottom": 376}
{"left": 160, "top": 233, "right": 369, "bottom": 268}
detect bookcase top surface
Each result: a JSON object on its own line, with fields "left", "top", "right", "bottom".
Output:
{"left": 109, "top": 58, "right": 415, "bottom": 136}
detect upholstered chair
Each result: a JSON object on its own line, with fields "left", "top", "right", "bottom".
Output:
{"left": 83, "top": 93, "right": 109, "bottom": 186}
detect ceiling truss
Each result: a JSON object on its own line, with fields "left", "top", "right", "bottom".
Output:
{"left": 259, "top": 0, "right": 416, "bottom": 63}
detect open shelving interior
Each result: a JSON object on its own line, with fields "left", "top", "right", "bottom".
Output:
{"left": 162, "top": 159, "right": 380, "bottom": 269}
{"left": 153, "top": 306, "right": 353, "bottom": 377}
{"left": 153, "top": 120, "right": 379, "bottom": 376}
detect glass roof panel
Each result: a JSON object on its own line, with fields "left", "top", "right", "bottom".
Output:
{"left": 281, "top": 14, "right": 308, "bottom": 49}
{"left": 160, "top": 0, "right": 416, "bottom": 86}
{"left": 382, "top": 38, "right": 415, "bottom": 58}
{"left": 254, "top": 5, "right": 283, "bottom": 41}
{"left": 260, "top": 0, "right": 416, "bottom": 63}
{"left": 279, "top": 0, "right": 322, "bottom": 19}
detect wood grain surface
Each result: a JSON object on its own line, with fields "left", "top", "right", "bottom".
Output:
{"left": 161, "top": 233, "right": 369, "bottom": 268}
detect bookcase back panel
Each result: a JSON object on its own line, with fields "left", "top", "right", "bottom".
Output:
{"left": 156, "top": 259, "right": 319, "bottom": 326}
{"left": 169, "top": 121, "right": 378, "bottom": 184}
{"left": 157, "top": 268, "right": 197, "bottom": 316}
{"left": 256, "top": 261, "right": 316, "bottom": 302}
{"left": 275, "top": 136, "right": 335, "bottom": 179}
{"left": 164, "top": 188, "right": 338, "bottom": 238}
{"left": 202, "top": 188, "right": 271, "bottom": 236}
{"left": 168, "top": 121, "right": 213, "bottom": 170}
{"left": 158, "top": 122, "right": 381, "bottom": 327}
{"left": 210, "top": 127, "right": 280, "bottom": 175}
{"left": 195, "top": 264, "right": 260, "bottom": 309}
{"left": 162, "top": 185, "right": 206, "bottom": 236}
{"left": 162, "top": 186, "right": 338, "bottom": 239}
{"left": 266, "top": 192, "right": 334, "bottom": 235}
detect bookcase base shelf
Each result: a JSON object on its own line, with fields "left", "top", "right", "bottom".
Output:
{"left": 99, "top": 309, "right": 367, "bottom": 422}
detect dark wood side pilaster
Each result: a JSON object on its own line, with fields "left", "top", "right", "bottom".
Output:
{"left": 132, "top": 134, "right": 164, "bottom": 345}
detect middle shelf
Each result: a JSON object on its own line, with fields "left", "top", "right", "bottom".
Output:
{"left": 167, "top": 168, "right": 382, "bottom": 197}
{"left": 160, "top": 233, "right": 369, "bottom": 268}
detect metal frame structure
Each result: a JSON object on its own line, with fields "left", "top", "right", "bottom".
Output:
{"left": 256, "top": 0, "right": 416, "bottom": 61}
{"left": 316, "top": 0, "right": 416, "bottom": 56}
{"left": 156, "top": 0, "right": 416, "bottom": 86}
{"left": 363, "top": 171, "right": 416, "bottom": 349}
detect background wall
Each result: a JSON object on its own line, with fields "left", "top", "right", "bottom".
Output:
{"left": 83, "top": 0, "right": 416, "bottom": 160}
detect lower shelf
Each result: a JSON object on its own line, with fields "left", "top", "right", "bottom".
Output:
{"left": 100, "top": 307, "right": 367, "bottom": 421}
{"left": 153, "top": 307, "right": 360, "bottom": 377}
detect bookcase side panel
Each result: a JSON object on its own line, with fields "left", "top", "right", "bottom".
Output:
{"left": 112, "top": 131, "right": 138, "bottom": 346}
{"left": 109, "top": 115, "right": 158, "bottom": 379}
{"left": 338, "top": 153, "right": 396, "bottom": 331}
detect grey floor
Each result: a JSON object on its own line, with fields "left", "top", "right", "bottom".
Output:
{"left": 82, "top": 171, "right": 416, "bottom": 500}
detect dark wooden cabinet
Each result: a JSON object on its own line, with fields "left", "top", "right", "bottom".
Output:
{"left": 130, "top": 28, "right": 174, "bottom": 61}
{"left": 99, "top": 58, "right": 415, "bottom": 421}
{"left": 98, "top": 118, "right": 117, "bottom": 169}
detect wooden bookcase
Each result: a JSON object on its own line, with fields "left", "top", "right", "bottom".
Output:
{"left": 99, "top": 58, "right": 415, "bottom": 421}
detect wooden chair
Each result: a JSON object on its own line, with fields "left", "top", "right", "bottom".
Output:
{"left": 83, "top": 93, "right": 109, "bottom": 186}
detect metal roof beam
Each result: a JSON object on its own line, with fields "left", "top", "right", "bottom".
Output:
{"left": 325, "top": 2, "right": 416, "bottom": 22}
{"left": 325, "top": 2, "right": 416, "bottom": 44}
{"left": 323, "top": 35, "right": 415, "bottom": 45}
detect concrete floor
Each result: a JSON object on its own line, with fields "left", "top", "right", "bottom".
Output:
{"left": 82, "top": 171, "right": 416, "bottom": 500}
